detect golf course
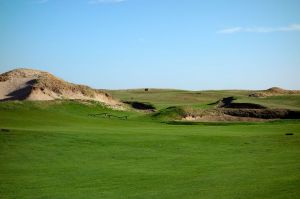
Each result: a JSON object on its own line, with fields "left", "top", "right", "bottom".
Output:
{"left": 1, "top": 0, "right": 300, "bottom": 198}
{"left": 1, "top": 89, "right": 300, "bottom": 199}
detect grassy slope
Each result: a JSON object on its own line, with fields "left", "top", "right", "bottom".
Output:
{"left": 1, "top": 100, "right": 300, "bottom": 199}
{"left": 109, "top": 89, "right": 300, "bottom": 110}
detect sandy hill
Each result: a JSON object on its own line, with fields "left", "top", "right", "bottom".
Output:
{"left": 249, "top": 87, "right": 300, "bottom": 97}
{"left": 0, "top": 68, "right": 122, "bottom": 108}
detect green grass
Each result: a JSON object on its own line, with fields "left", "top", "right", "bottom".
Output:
{"left": 1, "top": 99, "right": 300, "bottom": 199}
{"left": 110, "top": 89, "right": 300, "bottom": 110}
{"left": 0, "top": 101, "right": 300, "bottom": 199}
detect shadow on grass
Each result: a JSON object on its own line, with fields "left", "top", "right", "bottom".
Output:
{"left": 162, "top": 120, "right": 298, "bottom": 126}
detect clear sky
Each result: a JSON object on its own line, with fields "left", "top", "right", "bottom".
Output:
{"left": 1, "top": 0, "right": 300, "bottom": 90}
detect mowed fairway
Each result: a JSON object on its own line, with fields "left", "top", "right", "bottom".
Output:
{"left": 1, "top": 101, "right": 300, "bottom": 199}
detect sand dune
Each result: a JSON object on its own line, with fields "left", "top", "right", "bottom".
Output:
{"left": 0, "top": 68, "right": 123, "bottom": 109}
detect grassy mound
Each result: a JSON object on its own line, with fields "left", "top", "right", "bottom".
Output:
{"left": 249, "top": 87, "right": 300, "bottom": 97}
{"left": 152, "top": 106, "right": 187, "bottom": 120}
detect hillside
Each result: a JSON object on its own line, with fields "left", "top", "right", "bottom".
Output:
{"left": 110, "top": 89, "right": 300, "bottom": 121}
{"left": 110, "top": 88, "right": 300, "bottom": 110}
{"left": 1, "top": 68, "right": 300, "bottom": 121}
{"left": 0, "top": 68, "right": 123, "bottom": 109}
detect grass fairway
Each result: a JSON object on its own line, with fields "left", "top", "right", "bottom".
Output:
{"left": 109, "top": 89, "right": 300, "bottom": 110}
{"left": 1, "top": 101, "right": 300, "bottom": 198}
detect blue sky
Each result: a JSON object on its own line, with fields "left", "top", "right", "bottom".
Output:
{"left": 0, "top": 0, "right": 300, "bottom": 90}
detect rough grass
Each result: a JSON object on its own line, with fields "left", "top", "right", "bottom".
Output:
{"left": 0, "top": 100, "right": 300, "bottom": 199}
{"left": 111, "top": 89, "right": 300, "bottom": 121}
{"left": 152, "top": 106, "right": 186, "bottom": 120}
{"left": 110, "top": 89, "right": 300, "bottom": 110}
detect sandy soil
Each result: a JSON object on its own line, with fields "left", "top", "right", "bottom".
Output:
{"left": 0, "top": 68, "right": 124, "bottom": 109}
{"left": 183, "top": 113, "right": 267, "bottom": 122}
{"left": 0, "top": 77, "right": 34, "bottom": 100}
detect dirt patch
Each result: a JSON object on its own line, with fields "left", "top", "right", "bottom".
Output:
{"left": 182, "top": 109, "right": 267, "bottom": 122}
{"left": 182, "top": 108, "right": 300, "bottom": 122}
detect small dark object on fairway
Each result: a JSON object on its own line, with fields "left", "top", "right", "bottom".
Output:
{"left": 285, "top": 133, "right": 294, "bottom": 136}
{"left": 88, "top": 113, "right": 128, "bottom": 120}
{"left": 1, "top": 129, "right": 10, "bottom": 132}
{"left": 145, "top": 88, "right": 149, "bottom": 92}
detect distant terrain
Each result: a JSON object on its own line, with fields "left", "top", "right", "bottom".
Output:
{"left": 109, "top": 87, "right": 300, "bottom": 122}
{"left": 1, "top": 68, "right": 300, "bottom": 122}
{"left": 1, "top": 68, "right": 300, "bottom": 199}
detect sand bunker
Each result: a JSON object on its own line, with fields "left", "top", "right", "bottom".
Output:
{"left": 181, "top": 96, "right": 300, "bottom": 122}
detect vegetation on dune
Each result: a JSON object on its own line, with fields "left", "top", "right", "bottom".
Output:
{"left": 37, "top": 75, "right": 93, "bottom": 97}
{"left": 249, "top": 87, "right": 300, "bottom": 97}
